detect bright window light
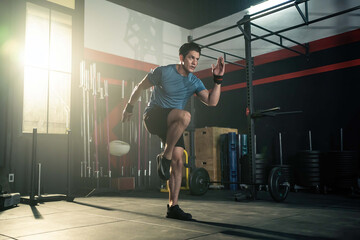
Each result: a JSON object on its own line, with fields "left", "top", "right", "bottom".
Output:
{"left": 23, "top": 3, "right": 72, "bottom": 134}
{"left": 248, "top": 0, "right": 290, "bottom": 15}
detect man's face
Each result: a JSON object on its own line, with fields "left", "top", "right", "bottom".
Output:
{"left": 180, "top": 50, "right": 200, "bottom": 73}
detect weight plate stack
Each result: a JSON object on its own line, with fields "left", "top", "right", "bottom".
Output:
{"left": 328, "top": 151, "right": 358, "bottom": 189}
{"left": 240, "top": 154, "right": 250, "bottom": 184}
{"left": 295, "top": 151, "right": 321, "bottom": 187}
{"left": 240, "top": 154, "right": 269, "bottom": 185}
{"left": 255, "top": 154, "right": 269, "bottom": 185}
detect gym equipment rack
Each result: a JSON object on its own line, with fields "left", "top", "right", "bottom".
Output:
{"left": 187, "top": 0, "right": 359, "bottom": 200}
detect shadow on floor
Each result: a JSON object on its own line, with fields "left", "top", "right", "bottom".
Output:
{"left": 72, "top": 200, "right": 164, "bottom": 220}
{"left": 193, "top": 219, "right": 335, "bottom": 240}
{"left": 30, "top": 205, "right": 43, "bottom": 219}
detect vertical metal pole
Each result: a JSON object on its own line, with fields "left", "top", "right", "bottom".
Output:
{"left": 242, "top": 15, "right": 257, "bottom": 200}
{"left": 254, "top": 134, "right": 257, "bottom": 155}
{"left": 86, "top": 70, "right": 91, "bottom": 177}
{"left": 30, "top": 128, "right": 37, "bottom": 203}
{"left": 92, "top": 64, "right": 99, "bottom": 184}
{"left": 37, "top": 163, "right": 41, "bottom": 197}
{"left": 138, "top": 100, "right": 141, "bottom": 188}
{"left": 67, "top": 129, "right": 71, "bottom": 197}
{"left": 340, "top": 128, "right": 343, "bottom": 152}
{"left": 81, "top": 61, "right": 87, "bottom": 177}
{"left": 189, "top": 96, "right": 196, "bottom": 170}
{"left": 305, "top": 0, "right": 309, "bottom": 23}
{"left": 104, "top": 80, "right": 112, "bottom": 188}
{"left": 309, "top": 130, "right": 312, "bottom": 151}
{"left": 279, "top": 133, "right": 283, "bottom": 166}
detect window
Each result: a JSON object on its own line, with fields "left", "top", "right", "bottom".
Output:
{"left": 23, "top": 3, "right": 72, "bottom": 134}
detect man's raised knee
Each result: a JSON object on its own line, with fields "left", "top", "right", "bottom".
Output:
{"left": 168, "top": 109, "right": 191, "bottom": 127}
{"left": 181, "top": 111, "right": 191, "bottom": 127}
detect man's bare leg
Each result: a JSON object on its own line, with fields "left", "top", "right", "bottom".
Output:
{"left": 166, "top": 146, "right": 192, "bottom": 220}
{"left": 163, "top": 109, "right": 191, "bottom": 160}
{"left": 168, "top": 146, "right": 184, "bottom": 206}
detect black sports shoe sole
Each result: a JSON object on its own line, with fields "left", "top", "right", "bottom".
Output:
{"left": 166, "top": 214, "right": 193, "bottom": 221}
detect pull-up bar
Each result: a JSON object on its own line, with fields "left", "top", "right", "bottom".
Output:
{"left": 188, "top": 36, "right": 246, "bottom": 67}
{"left": 191, "top": 1, "right": 359, "bottom": 59}
{"left": 191, "top": 0, "right": 307, "bottom": 43}
{"left": 201, "top": 53, "right": 245, "bottom": 68}
{"left": 251, "top": 5, "right": 360, "bottom": 42}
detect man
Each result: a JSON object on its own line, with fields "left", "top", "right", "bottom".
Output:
{"left": 122, "top": 42, "right": 225, "bottom": 220}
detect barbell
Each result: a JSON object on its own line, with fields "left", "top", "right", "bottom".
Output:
{"left": 189, "top": 166, "right": 290, "bottom": 202}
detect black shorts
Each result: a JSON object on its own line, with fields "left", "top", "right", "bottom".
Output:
{"left": 143, "top": 106, "right": 185, "bottom": 149}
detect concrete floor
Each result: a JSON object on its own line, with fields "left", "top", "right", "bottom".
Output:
{"left": 0, "top": 189, "right": 359, "bottom": 240}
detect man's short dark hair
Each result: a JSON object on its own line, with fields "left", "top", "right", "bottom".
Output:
{"left": 179, "top": 42, "right": 201, "bottom": 58}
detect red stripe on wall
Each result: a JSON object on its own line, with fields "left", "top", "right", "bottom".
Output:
{"left": 84, "top": 48, "right": 159, "bottom": 72}
{"left": 222, "top": 82, "right": 247, "bottom": 92}
{"left": 221, "top": 59, "right": 360, "bottom": 92}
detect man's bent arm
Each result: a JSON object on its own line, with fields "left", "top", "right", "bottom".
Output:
{"left": 127, "top": 75, "right": 152, "bottom": 106}
{"left": 122, "top": 75, "right": 153, "bottom": 122}
{"left": 197, "top": 83, "right": 221, "bottom": 107}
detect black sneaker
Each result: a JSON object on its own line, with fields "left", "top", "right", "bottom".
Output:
{"left": 157, "top": 154, "right": 171, "bottom": 180}
{"left": 166, "top": 204, "right": 192, "bottom": 221}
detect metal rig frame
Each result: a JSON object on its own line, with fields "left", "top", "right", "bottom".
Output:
{"left": 188, "top": 0, "right": 359, "bottom": 199}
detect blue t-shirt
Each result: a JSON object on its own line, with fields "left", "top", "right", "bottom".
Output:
{"left": 144, "top": 64, "right": 206, "bottom": 114}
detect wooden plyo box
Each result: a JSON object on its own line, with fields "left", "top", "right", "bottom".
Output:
{"left": 111, "top": 177, "right": 135, "bottom": 191}
{"left": 194, "top": 127, "right": 238, "bottom": 183}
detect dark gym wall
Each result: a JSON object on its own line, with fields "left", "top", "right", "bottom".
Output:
{"left": 195, "top": 30, "right": 360, "bottom": 166}
{"left": 0, "top": 1, "right": 11, "bottom": 168}
{"left": 0, "top": 0, "right": 13, "bottom": 190}
{"left": 0, "top": 0, "right": 84, "bottom": 195}
{"left": 0, "top": 0, "right": 27, "bottom": 192}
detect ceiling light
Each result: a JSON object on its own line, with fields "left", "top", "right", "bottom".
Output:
{"left": 248, "top": 0, "right": 290, "bottom": 15}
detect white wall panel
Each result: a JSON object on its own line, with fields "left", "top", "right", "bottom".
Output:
{"left": 85, "top": 0, "right": 190, "bottom": 66}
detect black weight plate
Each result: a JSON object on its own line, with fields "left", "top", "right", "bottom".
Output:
{"left": 256, "top": 161, "right": 267, "bottom": 165}
{"left": 303, "top": 160, "right": 320, "bottom": 164}
{"left": 256, "top": 168, "right": 267, "bottom": 173}
{"left": 298, "top": 151, "right": 321, "bottom": 157}
{"left": 301, "top": 159, "right": 320, "bottom": 164}
{"left": 301, "top": 172, "right": 321, "bottom": 177}
{"left": 256, "top": 167, "right": 268, "bottom": 171}
{"left": 272, "top": 165, "right": 291, "bottom": 168}
{"left": 189, "top": 168, "right": 210, "bottom": 196}
{"left": 268, "top": 167, "right": 289, "bottom": 202}
{"left": 296, "top": 176, "right": 316, "bottom": 181}
{"left": 305, "top": 177, "right": 321, "bottom": 181}
{"left": 256, "top": 158, "right": 266, "bottom": 163}
{"left": 302, "top": 163, "right": 320, "bottom": 168}
{"left": 302, "top": 168, "right": 321, "bottom": 172}
{"left": 256, "top": 164, "right": 267, "bottom": 168}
